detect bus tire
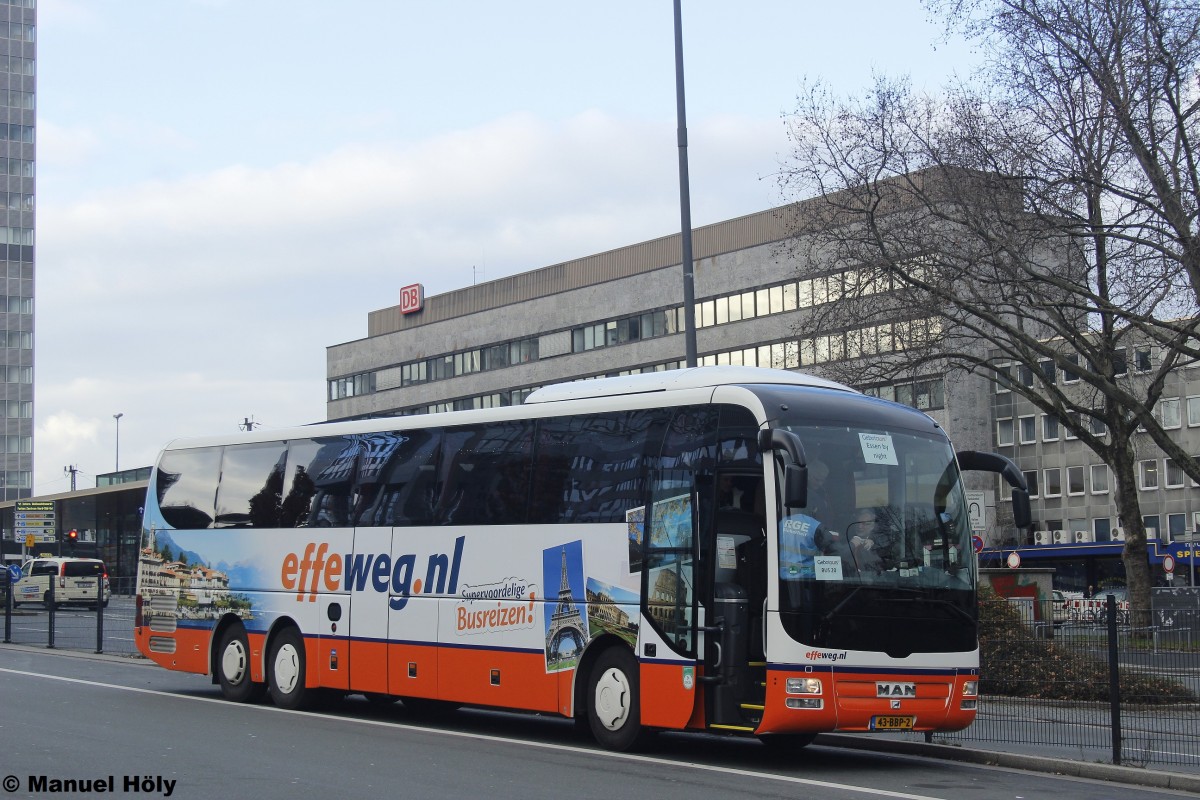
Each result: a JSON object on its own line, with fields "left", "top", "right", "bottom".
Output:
{"left": 216, "top": 624, "right": 265, "bottom": 703}
{"left": 586, "top": 647, "right": 647, "bottom": 751}
{"left": 268, "top": 627, "right": 311, "bottom": 711}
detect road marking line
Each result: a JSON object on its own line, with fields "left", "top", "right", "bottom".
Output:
{"left": 0, "top": 665, "right": 947, "bottom": 800}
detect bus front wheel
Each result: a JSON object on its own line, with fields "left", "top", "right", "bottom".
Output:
{"left": 216, "top": 624, "right": 265, "bottom": 703}
{"left": 268, "top": 627, "right": 312, "bottom": 711}
{"left": 587, "top": 647, "right": 647, "bottom": 751}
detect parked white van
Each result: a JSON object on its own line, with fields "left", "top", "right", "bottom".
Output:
{"left": 13, "top": 557, "right": 111, "bottom": 609}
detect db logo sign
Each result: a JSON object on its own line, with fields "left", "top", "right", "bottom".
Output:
{"left": 400, "top": 283, "right": 424, "bottom": 315}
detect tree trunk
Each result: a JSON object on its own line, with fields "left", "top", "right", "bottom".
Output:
{"left": 1110, "top": 450, "right": 1152, "bottom": 628}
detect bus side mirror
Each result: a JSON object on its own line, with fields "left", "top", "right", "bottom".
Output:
{"left": 1012, "top": 489, "right": 1031, "bottom": 529}
{"left": 783, "top": 463, "right": 807, "bottom": 509}
{"left": 758, "top": 429, "right": 810, "bottom": 509}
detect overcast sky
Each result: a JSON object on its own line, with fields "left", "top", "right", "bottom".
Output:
{"left": 33, "top": 0, "right": 979, "bottom": 494}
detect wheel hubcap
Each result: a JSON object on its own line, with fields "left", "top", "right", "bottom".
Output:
{"left": 273, "top": 643, "right": 301, "bottom": 695}
{"left": 221, "top": 640, "right": 248, "bottom": 685}
{"left": 594, "top": 667, "right": 631, "bottom": 731}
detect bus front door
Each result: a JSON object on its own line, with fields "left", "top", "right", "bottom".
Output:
{"left": 702, "top": 473, "right": 768, "bottom": 732}
{"left": 639, "top": 473, "right": 699, "bottom": 730}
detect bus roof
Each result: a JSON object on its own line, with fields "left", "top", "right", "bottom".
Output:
{"left": 157, "top": 367, "right": 856, "bottom": 454}
{"left": 523, "top": 366, "right": 853, "bottom": 404}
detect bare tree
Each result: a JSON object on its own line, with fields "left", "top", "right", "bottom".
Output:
{"left": 777, "top": 0, "right": 1200, "bottom": 617}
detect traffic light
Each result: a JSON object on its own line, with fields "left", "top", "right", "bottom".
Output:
{"left": 67, "top": 528, "right": 77, "bottom": 554}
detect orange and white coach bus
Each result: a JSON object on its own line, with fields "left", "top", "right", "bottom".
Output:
{"left": 135, "top": 366, "right": 1028, "bottom": 750}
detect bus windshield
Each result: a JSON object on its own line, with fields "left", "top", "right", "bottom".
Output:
{"left": 773, "top": 416, "right": 976, "bottom": 656}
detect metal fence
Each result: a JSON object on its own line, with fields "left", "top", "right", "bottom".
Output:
{"left": 3, "top": 587, "right": 1198, "bottom": 769}
{"left": 935, "top": 592, "right": 1200, "bottom": 768}
{"left": 2, "top": 581, "right": 138, "bottom": 656}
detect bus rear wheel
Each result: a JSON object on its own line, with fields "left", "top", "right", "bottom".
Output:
{"left": 268, "top": 627, "right": 312, "bottom": 711}
{"left": 587, "top": 647, "right": 648, "bottom": 751}
{"left": 216, "top": 624, "right": 265, "bottom": 703}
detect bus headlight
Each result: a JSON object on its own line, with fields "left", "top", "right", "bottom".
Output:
{"left": 786, "top": 677, "right": 822, "bottom": 695}
{"left": 962, "top": 680, "right": 978, "bottom": 697}
{"left": 786, "top": 697, "right": 823, "bottom": 709}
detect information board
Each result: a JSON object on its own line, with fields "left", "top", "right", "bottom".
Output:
{"left": 15, "top": 500, "right": 55, "bottom": 545}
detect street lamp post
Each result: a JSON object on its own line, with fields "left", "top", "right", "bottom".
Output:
{"left": 113, "top": 413, "right": 123, "bottom": 472}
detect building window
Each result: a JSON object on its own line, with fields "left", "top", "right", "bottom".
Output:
{"left": 1143, "top": 515, "right": 1161, "bottom": 537}
{"left": 994, "top": 363, "right": 1013, "bottom": 393}
{"left": 1022, "top": 470, "right": 1039, "bottom": 498}
{"left": 1038, "top": 358, "right": 1056, "bottom": 385}
{"left": 1018, "top": 415, "right": 1036, "bottom": 444}
{"left": 1159, "top": 397, "right": 1182, "bottom": 429}
{"left": 1093, "top": 518, "right": 1112, "bottom": 543}
{"left": 1165, "top": 458, "right": 1185, "bottom": 488}
{"left": 1139, "top": 459, "right": 1159, "bottom": 490}
{"left": 997, "top": 418, "right": 1015, "bottom": 447}
{"left": 1088, "top": 412, "right": 1107, "bottom": 436}
{"left": 894, "top": 379, "right": 944, "bottom": 411}
{"left": 1112, "top": 348, "right": 1128, "bottom": 376}
{"left": 1090, "top": 464, "right": 1109, "bottom": 494}
{"left": 1067, "top": 466, "right": 1085, "bottom": 496}
{"left": 1068, "top": 518, "right": 1087, "bottom": 538}
{"left": 1041, "top": 415, "right": 1059, "bottom": 442}
{"left": 1043, "top": 468, "right": 1062, "bottom": 497}
{"left": 4, "top": 401, "right": 30, "bottom": 418}
{"left": 1168, "top": 513, "right": 1187, "bottom": 539}
{"left": 1134, "top": 347, "right": 1153, "bottom": 371}
{"left": 1016, "top": 364, "right": 1034, "bottom": 388}
{"left": 1062, "top": 354, "right": 1080, "bottom": 383}
{"left": 1187, "top": 396, "right": 1200, "bottom": 427}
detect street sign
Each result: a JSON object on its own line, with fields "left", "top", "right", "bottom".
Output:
{"left": 6, "top": 563, "right": 18, "bottom": 582}
{"left": 1163, "top": 554, "right": 1175, "bottom": 574}
{"left": 972, "top": 535, "right": 985, "bottom": 554}
{"left": 966, "top": 490, "right": 986, "bottom": 532}
{"left": 1006, "top": 551, "right": 1022, "bottom": 569}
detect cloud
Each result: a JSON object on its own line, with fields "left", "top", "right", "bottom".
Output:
{"left": 33, "top": 109, "right": 786, "bottom": 492}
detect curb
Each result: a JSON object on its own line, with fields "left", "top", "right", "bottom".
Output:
{"left": 0, "top": 641, "right": 148, "bottom": 665}
{"left": 818, "top": 733, "right": 1200, "bottom": 793}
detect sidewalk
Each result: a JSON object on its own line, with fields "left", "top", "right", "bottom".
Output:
{"left": 819, "top": 732, "right": 1200, "bottom": 793}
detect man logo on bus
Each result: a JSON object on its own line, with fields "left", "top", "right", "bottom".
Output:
{"left": 280, "top": 536, "right": 465, "bottom": 611}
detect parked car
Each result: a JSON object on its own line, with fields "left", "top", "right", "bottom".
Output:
{"left": 12, "top": 557, "right": 110, "bottom": 609}
{"left": 1051, "top": 590, "right": 1069, "bottom": 624}
{"left": 1092, "top": 586, "right": 1129, "bottom": 603}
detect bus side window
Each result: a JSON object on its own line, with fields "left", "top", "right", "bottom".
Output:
{"left": 157, "top": 446, "right": 222, "bottom": 529}
{"left": 289, "top": 437, "right": 357, "bottom": 528}
{"left": 281, "top": 439, "right": 320, "bottom": 527}
{"left": 214, "top": 442, "right": 287, "bottom": 528}
{"left": 530, "top": 410, "right": 669, "bottom": 525}
{"left": 369, "top": 428, "right": 440, "bottom": 527}
{"left": 437, "top": 421, "right": 534, "bottom": 525}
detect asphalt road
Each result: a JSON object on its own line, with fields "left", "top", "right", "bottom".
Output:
{"left": 0, "top": 646, "right": 1194, "bottom": 800}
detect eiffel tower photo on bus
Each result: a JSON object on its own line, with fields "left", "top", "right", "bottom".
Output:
{"left": 543, "top": 541, "right": 589, "bottom": 672}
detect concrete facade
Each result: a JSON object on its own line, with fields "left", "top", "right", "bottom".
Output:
{"left": 0, "top": 0, "right": 35, "bottom": 500}
{"left": 324, "top": 197, "right": 1199, "bottom": 556}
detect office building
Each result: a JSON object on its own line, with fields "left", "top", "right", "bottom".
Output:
{"left": 327, "top": 189, "right": 1196, "bottom": 591}
{"left": 0, "top": 0, "right": 34, "bottom": 501}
